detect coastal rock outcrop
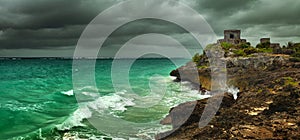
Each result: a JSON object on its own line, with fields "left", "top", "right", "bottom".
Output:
{"left": 156, "top": 93, "right": 235, "bottom": 140}
{"left": 158, "top": 52, "right": 300, "bottom": 139}
{"left": 170, "top": 53, "right": 290, "bottom": 90}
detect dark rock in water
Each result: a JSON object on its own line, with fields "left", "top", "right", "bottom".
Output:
{"left": 158, "top": 52, "right": 300, "bottom": 139}
{"left": 170, "top": 70, "right": 179, "bottom": 78}
{"left": 170, "top": 70, "right": 180, "bottom": 77}
{"left": 156, "top": 93, "right": 234, "bottom": 140}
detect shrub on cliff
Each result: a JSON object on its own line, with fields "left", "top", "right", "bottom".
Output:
{"left": 192, "top": 53, "right": 201, "bottom": 63}
{"left": 192, "top": 52, "right": 209, "bottom": 66}
{"left": 233, "top": 49, "right": 246, "bottom": 57}
{"left": 221, "top": 42, "right": 234, "bottom": 50}
{"left": 290, "top": 52, "right": 300, "bottom": 62}
{"left": 291, "top": 52, "right": 300, "bottom": 58}
{"left": 290, "top": 57, "right": 300, "bottom": 62}
{"left": 244, "top": 47, "right": 258, "bottom": 55}
{"left": 256, "top": 42, "right": 271, "bottom": 49}
{"left": 238, "top": 42, "right": 251, "bottom": 49}
{"left": 287, "top": 42, "right": 300, "bottom": 52}
{"left": 257, "top": 48, "right": 273, "bottom": 53}
{"left": 279, "top": 42, "right": 299, "bottom": 55}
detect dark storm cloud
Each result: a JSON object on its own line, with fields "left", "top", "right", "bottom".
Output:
{"left": 0, "top": 0, "right": 203, "bottom": 54}
{"left": 232, "top": 0, "right": 300, "bottom": 25}
{"left": 0, "top": 0, "right": 123, "bottom": 51}
{"left": 0, "top": 0, "right": 299, "bottom": 57}
{"left": 227, "top": 0, "right": 300, "bottom": 42}
{"left": 0, "top": 25, "right": 84, "bottom": 49}
{"left": 195, "top": 0, "right": 257, "bottom": 16}
{"left": 102, "top": 19, "right": 196, "bottom": 48}
{"left": 0, "top": 0, "right": 200, "bottom": 52}
{"left": 189, "top": 0, "right": 258, "bottom": 34}
{"left": 0, "top": 0, "right": 113, "bottom": 49}
{"left": 184, "top": 0, "right": 300, "bottom": 45}
{"left": 0, "top": 0, "right": 119, "bottom": 29}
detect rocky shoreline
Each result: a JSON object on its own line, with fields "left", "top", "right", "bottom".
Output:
{"left": 156, "top": 48, "right": 300, "bottom": 139}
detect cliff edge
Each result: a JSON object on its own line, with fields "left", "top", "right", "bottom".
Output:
{"left": 157, "top": 44, "right": 300, "bottom": 139}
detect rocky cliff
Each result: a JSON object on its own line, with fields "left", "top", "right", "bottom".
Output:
{"left": 157, "top": 50, "right": 300, "bottom": 139}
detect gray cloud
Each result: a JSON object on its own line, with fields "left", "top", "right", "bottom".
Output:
{"left": 0, "top": 0, "right": 121, "bottom": 29}
{"left": 0, "top": 0, "right": 299, "bottom": 57}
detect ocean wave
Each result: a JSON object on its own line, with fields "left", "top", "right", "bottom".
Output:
{"left": 61, "top": 90, "right": 74, "bottom": 96}
{"left": 56, "top": 90, "right": 135, "bottom": 131}
{"left": 56, "top": 79, "right": 211, "bottom": 139}
{"left": 0, "top": 100, "right": 43, "bottom": 112}
{"left": 62, "top": 132, "right": 127, "bottom": 140}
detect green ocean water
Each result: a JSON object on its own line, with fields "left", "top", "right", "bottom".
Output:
{"left": 0, "top": 59, "right": 207, "bottom": 139}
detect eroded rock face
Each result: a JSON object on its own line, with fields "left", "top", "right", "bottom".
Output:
{"left": 159, "top": 54, "right": 300, "bottom": 139}
{"left": 156, "top": 93, "right": 235, "bottom": 140}
{"left": 170, "top": 54, "right": 290, "bottom": 91}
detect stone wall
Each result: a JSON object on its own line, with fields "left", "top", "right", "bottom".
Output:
{"left": 260, "top": 38, "right": 271, "bottom": 44}
{"left": 218, "top": 30, "right": 247, "bottom": 45}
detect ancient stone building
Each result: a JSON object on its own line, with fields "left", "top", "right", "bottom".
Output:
{"left": 218, "top": 30, "right": 247, "bottom": 45}
{"left": 260, "top": 38, "right": 281, "bottom": 48}
{"left": 260, "top": 38, "right": 271, "bottom": 44}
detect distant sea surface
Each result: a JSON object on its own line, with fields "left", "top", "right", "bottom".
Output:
{"left": 0, "top": 59, "right": 206, "bottom": 139}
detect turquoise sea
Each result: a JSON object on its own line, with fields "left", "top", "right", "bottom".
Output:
{"left": 0, "top": 59, "right": 206, "bottom": 139}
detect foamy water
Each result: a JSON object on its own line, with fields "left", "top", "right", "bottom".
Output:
{"left": 0, "top": 59, "right": 206, "bottom": 139}
{"left": 57, "top": 76, "right": 209, "bottom": 139}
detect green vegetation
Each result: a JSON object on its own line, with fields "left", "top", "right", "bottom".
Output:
{"left": 192, "top": 52, "right": 209, "bottom": 68}
{"left": 239, "top": 42, "right": 251, "bottom": 49}
{"left": 283, "top": 42, "right": 300, "bottom": 61}
{"left": 221, "top": 42, "right": 234, "bottom": 50}
{"left": 257, "top": 48, "right": 273, "bottom": 53}
{"left": 233, "top": 49, "right": 246, "bottom": 57}
{"left": 282, "top": 77, "right": 298, "bottom": 87}
{"left": 197, "top": 65, "right": 208, "bottom": 69}
{"left": 255, "top": 41, "right": 275, "bottom": 53}
{"left": 256, "top": 42, "right": 270, "bottom": 49}
{"left": 192, "top": 53, "right": 201, "bottom": 63}
{"left": 291, "top": 52, "right": 300, "bottom": 58}
{"left": 286, "top": 41, "right": 300, "bottom": 51}
{"left": 289, "top": 57, "right": 300, "bottom": 62}
{"left": 220, "top": 42, "right": 259, "bottom": 57}
{"left": 225, "top": 42, "right": 274, "bottom": 57}
{"left": 243, "top": 47, "right": 258, "bottom": 55}
{"left": 257, "top": 89, "right": 263, "bottom": 93}
{"left": 194, "top": 40, "right": 300, "bottom": 64}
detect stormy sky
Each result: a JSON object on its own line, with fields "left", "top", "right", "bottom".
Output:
{"left": 0, "top": 0, "right": 299, "bottom": 57}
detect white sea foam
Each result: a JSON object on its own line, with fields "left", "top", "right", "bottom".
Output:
{"left": 87, "top": 92, "right": 135, "bottom": 112}
{"left": 0, "top": 100, "right": 43, "bottom": 112}
{"left": 227, "top": 86, "right": 239, "bottom": 100}
{"left": 61, "top": 90, "right": 74, "bottom": 96}
{"left": 62, "top": 132, "right": 127, "bottom": 140}
{"left": 169, "top": 76, "right": 177, "bottom": 80}
{"left": 57, "top": 79, "right": 211, "bottom": 139}
{"left": 56, "top": 106, "right": 92, "bottom": 130}
{"left": 57, "top": 90, "right": 135, "bottom": 131}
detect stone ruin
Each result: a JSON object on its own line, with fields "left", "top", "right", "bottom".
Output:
{"left": 260, "top": 38, "right": 271, "bottom": 44}
{"left": 260, "top": 38, "right": 281, "bottom": 49}
{"left": 217, "top": 30, "right": 281, "bottom": 49}
{"left": 218, "top": 30, "right": 247, "bottom": 45}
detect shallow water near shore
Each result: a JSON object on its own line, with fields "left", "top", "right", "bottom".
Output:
{"left": 0, "top": 58, "right": 208, "bottom": 139}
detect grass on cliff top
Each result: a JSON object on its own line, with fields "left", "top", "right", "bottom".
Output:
{"left": 192, "top": 41, "right": 300, "bottom": 64}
